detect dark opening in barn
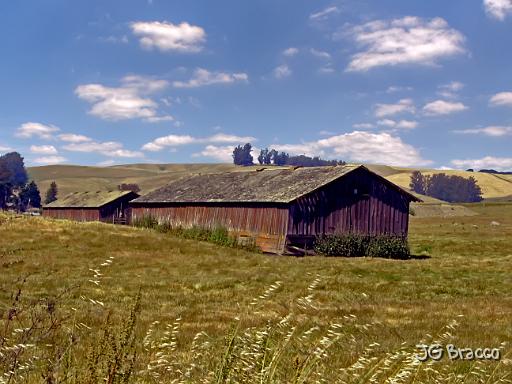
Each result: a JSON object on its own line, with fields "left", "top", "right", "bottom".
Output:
{"left": 130, "top": 165, "right": 420, "bottom": 254}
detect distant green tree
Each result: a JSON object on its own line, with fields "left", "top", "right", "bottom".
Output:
{"left": 409, "top": 171, "right": 427, "bottom": 195}
{"left": 44, "top": 181, "right": 58, "bottom": 205}
{"left": 19, "top": 181, "right": 41, "bottom": 210}
{"left": 0, "top": 152, "right": 28, "bottom": 209}
{"left": 232, "top": 143, "right": 253, "bottom": 166}
{"left": 273, "top": 151, "right": 289, "bottom": 166}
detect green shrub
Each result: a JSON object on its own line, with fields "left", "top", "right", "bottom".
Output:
{"left": 314, "top": 234, "right": 367, "bottom": 257}
{"left": 367, "top": 235, "right": 410, "bottom": 259}
{"left": 314, "top": 234, "right": 410, "bottom": 259}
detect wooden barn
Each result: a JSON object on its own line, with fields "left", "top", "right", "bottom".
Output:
{"left": 130, "top": 165, "right": 420, "bottom": 254}
{"left": 43, "top": 190, "right": 139, "bottom": 224}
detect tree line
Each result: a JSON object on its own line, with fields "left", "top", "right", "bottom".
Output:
{"left": 232, "top": 143, "right": 345, "bottom": 167}
{"left": 0, "top": 152, "right": 58, "bottom": 211}
{"left": 410, "top": 171, "right": 483, "bottom": 203}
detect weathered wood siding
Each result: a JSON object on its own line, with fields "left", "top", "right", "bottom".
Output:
{"left": 131, "top": 204, "right": 289, "bottom": 253}
{"left": 43, "top": 208, "right": 101, "bottom": 222}
{"left": 288, "top": 168, "right": 410, "bottom": 238}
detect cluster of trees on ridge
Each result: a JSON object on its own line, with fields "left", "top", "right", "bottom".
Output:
{"left": 232, "top": 143, "right": 345, "bottom": 167}
{"left": 410, "top": 171, "right": 483, "bottom": 203}
{"left": 0, "top": 152, "right": 58, "bottom": 211}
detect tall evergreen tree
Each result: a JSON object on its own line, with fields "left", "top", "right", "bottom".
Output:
{"left": 44, "top": 181, "right": 58, "bottom": 205}
{"left": 232, "top": 143, "right": 253, "bottom": 166}
{"left": 0, "top": 152, "right": 28, "bottom": 209}
{"left": 409, "top": 171, "right": 427, "bottom": 195}
{"left": 19, "top": 181, "right": 41, "bottom": 210}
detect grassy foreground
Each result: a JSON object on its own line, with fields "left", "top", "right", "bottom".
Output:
{"left": 0, "top": 204, "right": 511, "bottom": 383}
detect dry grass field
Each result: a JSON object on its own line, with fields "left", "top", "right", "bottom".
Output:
{"left": 1, "top": 203, "right": 511, "bottom": 382}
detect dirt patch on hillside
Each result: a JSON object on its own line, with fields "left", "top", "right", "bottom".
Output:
{"left": 411, "top": 203, "right": 478, "bottom": 218}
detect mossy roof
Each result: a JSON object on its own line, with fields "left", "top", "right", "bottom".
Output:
{"left": 132, "top": 165, "right": 419, "bottom": 204}
{"left": 44, "top": 190, "right": 137, "bottom": 208}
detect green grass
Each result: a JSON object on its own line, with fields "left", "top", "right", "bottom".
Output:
{"left": 1, "top": 203, "right": 511, "bottom": 382}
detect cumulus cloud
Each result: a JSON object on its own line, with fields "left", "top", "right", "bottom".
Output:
{"left": 438, "top": 81, "right": 464, "bottom": 99}
{"left": 75, "top": 75, "right": 172, "bottom": 121}
{"left": 16, "top": 122, "right": 60, "bottom": 139}
{"left": 344, "top": 17, "right": 466, "bottom": 72}
{"left": 130, "top": 21, "right": 206, "bottom": 53}
{"left": 30, "top": 145, "right": 58, "bottom": 155}
{"left": 454, "top": 126, "right": 512, "bottom": 136}
{"left": 422, "top": 100, "right": 468, "bottom": 115}
{"left": 192, "top": 145, "right": 235, "bottom": 162}
{"left": 374, "top": 98, "right": 415, "bottom": 117}
{"left": 57, "top": 133, "right": 92, "bottom": 143}
{"left": 310, "top": 6, "right": 340, "bottom": 21}
{"left": 63, "top": 141, "right": 144, "bottom": 158}
{"left": 451, "top": 156, "right": 512, "bottom": 171}
{"left": 273, "top": 131, "right": 431, "bottom": 166}
{"left": 483, "top": 0, "right": 512, "bottom": 20}
{"left": 173, "top": 68, "right": 248, "bottom": 88}
{"left": 142, "top": 133, "right": 256, "bottom": 152}
{"left": 377, "top": 119, "right": 418, "bottom": 130}
{"left": 283, "top": 47, "right": 299, "bottom": 56}
{"left": 273, "top": 64, "right": 292, "bottom": 79}
{"left": 489, "top": 91, "right": 512, "bottom": 107}
{"left": 33, "top": 156, "right": 67, "bottom": 165}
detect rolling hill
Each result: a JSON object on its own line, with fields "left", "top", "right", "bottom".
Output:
{"left": 27, "top": 163, "right": 512, "bottom": 203}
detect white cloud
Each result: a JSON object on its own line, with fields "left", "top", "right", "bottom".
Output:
{"left": 386, "top": 85, "right": 413, "bottom": 93}
{"left": 318, "top": 65, "right": 335, "bottom": 74}
{"left": 273, "top": 64, "right": 292, "bottom": 79}
{"left": 374, "top": 98, "right": 415, "bottom": 117}
{"left": 144, "top": 115, "right": 175, "bottom": 123}
{"left": 273, "top": 131, "right": 431, "bottom": 166}
{"left": 142, "top": 133, "right": 256, "bottom": 152}
{"left": 75, "top": 75, "right": 170, "bottom": 121}
{"left": 57, "top": 133, "right": 92, "bottom": 143}
{"left": 454, "top": 126, "right": 512, "bottom": 136}
{"left": 438, "top": 81, "right": 464, "bottom": 99}
{"left": 63, "top": 141, "right": 144, "bottom": 158}
{"left": 283, "top": 47, "right": 299, "bottom": 57}
{"left": 489, "top": 91, "right": 512, "bottom": 107}
{"left": 0, "top": 145, "right": 13, "bottom": 153}
{"left": 33, "top": 156, "right": 67, "bottom": 165}
{"left": 451, "top": 156, "right": 512, "bottom": 171}
{"left": 353, "top": 123, "right": 375, "bottom": 129}
{"left": 310, "top": 6, "right": 340, "bottom": 21}
{"left": 130, "top": 21, "right": 206, "bottom": 53}
{"left": 16, "top": 122, "right": 60, "bottom": 140}
{"left": 30, "top": 145, "right": 58, "bottom": 155}
{"left": 192, "top": 145, "right": 235, "bottom": 162}
{"left": 423, "top": 100, "right": 468, "bottom": 115}
{"left": 345, "top": 17, "right": 466, "bottom": 72}
{"left": 173, "top": 68, "right": 248, "bottom": 88}
{"left": 310, "top": 48, "right": 331, "bottom": 59}
{"left": 377, "top": 119, "right": 418, "bottom": 129}
{"left": 484, "top": 0, "right": 512, "bottom": 20}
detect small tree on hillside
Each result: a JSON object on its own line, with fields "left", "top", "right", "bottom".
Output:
{"left": 232, "top": 143, "right": 253, "bottom": 166}
{"left": 118, "top": 183, "right": 141, "bottom": 193}
{"left": 44, "top": 181, "right": 58, "bottom": 205}
{"left": 273, "top": 151, "right": 289, "bottom": 166}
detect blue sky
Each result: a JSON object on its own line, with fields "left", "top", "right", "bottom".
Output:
{"left": 1, "top": 0, "right": 511, "bottom": 170}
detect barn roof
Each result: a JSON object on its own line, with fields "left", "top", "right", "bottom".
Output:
{"left": 44, "top": 190, "right": 137, "bottom": 208}
{"left": 132, "top": 165, "right": 420, "bottom": 204}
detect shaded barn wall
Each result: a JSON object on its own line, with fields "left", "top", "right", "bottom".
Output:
{"left": 43, "top": 208, "right": 100, "bottom": 222}
{"left": 288, "top": 168, "right": 410, "bottom": 238}
{"left": 99, "top": 195, "right": 136, "bottom": 224}
{"left": 131, "top": 204, "right": 289, "bottom": 253}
